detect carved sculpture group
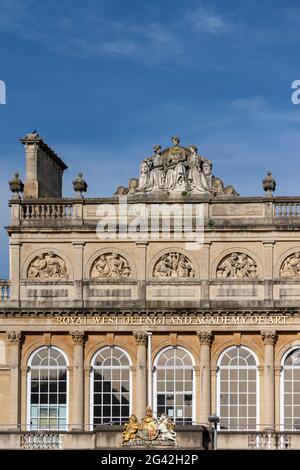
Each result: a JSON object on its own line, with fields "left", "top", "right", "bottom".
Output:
{"left": 90, "top": 253, "right": 131, "bottom": 279}
{"left": 27, "top": 252, "right": 68, "bottom": 279}
{"left": 216, "top": 252, "right": 258, "bottom": 279}
{"left": 122, "top": 406, "right": 177, "bottom": 447}
{"left": 153, "top": 252, "right": 194, "bottom": 278}
{"left": 26, "top": 250, "right": 300, "bottom": 280}
{"left": 115, "top": 137, "right": 238, "bottom": 196}
{"left": 280, "top": 252, "right": 300, "bottom": 278}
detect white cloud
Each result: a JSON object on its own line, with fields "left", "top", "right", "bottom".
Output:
{"left": 184, "top": 6, "right": 231, "bottom": 35}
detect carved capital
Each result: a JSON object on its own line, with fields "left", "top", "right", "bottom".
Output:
{"left": 197, "top": 331, "right": 213, "bottom": 346}
{"left": 6, "top": 330, "right": 23, "bottom": 345}
{"left": 70, "top": 330, "right": 86, "bottom": 345}
{"left": 261, "top": 330, "right": 277, "bottom": 345}
{"left": 133, "top": 331, "right": 148, "bottom": 345}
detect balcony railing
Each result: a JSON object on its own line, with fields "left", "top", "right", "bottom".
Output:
{"left": 248, "top": 432, "right": 291, "bottom": 450}
{"left": 0, "top": 280, "right": 10, "bottom": 301}
{"left": 8, "top": 197, "right": 300, "bottom": 226}
{"left": 20, "top": 433, "right": 61, "bottom": 449}
{"left": 274, "top": 202, "right": 300, "bottom": 218}
{"left": 21, "top": 202, "right": 74, "bottom": 221}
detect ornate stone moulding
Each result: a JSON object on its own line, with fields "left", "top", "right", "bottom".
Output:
{"left": 152, "top": 252, "right": 195, "bottom": 279}
{"left": 216, "top": 252, "right": 258, "bottom": 279}
{"left": 90, "top": 252, "right": 131, "bottom": 279}
{"left": 27, "top": 252, "right": 68, "bottom": 280}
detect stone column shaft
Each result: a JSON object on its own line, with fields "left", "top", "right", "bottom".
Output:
{"left": 261, "top": 330, "right": 277, "bottom": 431}
{"left": 198, "top": 331, "right": 213, "bottom": 426}
{"left": 7, "top": 331, "right": 22, "bottom": 430}
{"left": 70, "top": 331, "right": 86, "bottom": 431}
{"left": 134, "top": 331, "right": 147, "bottom": 419}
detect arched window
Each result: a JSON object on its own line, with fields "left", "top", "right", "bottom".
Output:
{"left": 154, "top": 347, "right": 194, "bottom": 424}
{"left": 91, "top": 346, "right": 131, "bottom": 426}
{"left": 27, "top": 347, "right": 68, "bottom": 431}
{"left": 281, "top": 347, "right": 300, "bottom": 430}
{"left": 217, "top": 346, "right": 258, "bottom": 430}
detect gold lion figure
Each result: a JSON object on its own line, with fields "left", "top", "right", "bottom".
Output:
{"left": 122, "top": 414, "right": 139, "bottom": 444}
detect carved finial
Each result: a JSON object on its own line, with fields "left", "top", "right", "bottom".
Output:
{"left": 9, "top": 172, "right": 24, "bottom": 199}
{"left": 72, "top": 172, "right": 88, "bottom": 198}
{"left": 262, "top": 171, "right": 276, "bottom": 196}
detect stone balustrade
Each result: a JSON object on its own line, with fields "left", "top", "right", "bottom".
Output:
{"left": 0, "top": 280, "right": 10, "bottom": 301}
{"left": 20, "top": 432, "right": 61, "bottom": 449}
{"left": 8, "top": 197, "right": 300, "bottom": 226}
{"left": 248, "top": 432, "right": 290, "bottom": 450}
{"left": 274, "top": 201, "right": 300, "bottom": 218}
{"left": 21, "top": 201, "right": 74, "bottom": 221}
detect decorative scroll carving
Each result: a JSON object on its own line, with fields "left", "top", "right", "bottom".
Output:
{"left": 261, "top": 331, "right": 277, "bottom": 345}
{"left": 133, "top": 331, "right": 148, "bottom": 345}
{"left": 197, "top": 331, "right": 213, "bottom": 346}
{"left": 90, "top": 253, "right": 131, "bottom": 279}
{"left": 70, "top": 330, "right": 86, "bottom": 345}
{"left": 153, "top": 252, "right": 195, "bottom": 278}
{"left": 216, "top": 252, "right": 258, "bottom": 278}
{"left": 6, "top": 330, "right": 23, "bottom": 344}
{"left": 280, "top": 252, "right": 300, "bottom": 277}
{"left": 117, "top": 137, "right": 238, "bottom": 196}
{"left": 27, "top": 252, "right": 68, "bottom": 279}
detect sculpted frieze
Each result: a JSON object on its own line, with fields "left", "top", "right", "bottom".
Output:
{"left": 153, "top": 252, "right": 194, "bottom": 278}
{"left": 216, "top": 252, "right": 258, "bottom": 278}
{"left": 27, "top": 252, "right": 68, "bottom": 279}
{"left": 91, "top": 253, "right": 131, "bottom": 279}
{"left": 280, "top": 252, "right": 300, "bottom": 277}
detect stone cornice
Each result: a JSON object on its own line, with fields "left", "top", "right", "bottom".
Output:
{"left": 0, "top": 308, "right": 297, "bottom": 317}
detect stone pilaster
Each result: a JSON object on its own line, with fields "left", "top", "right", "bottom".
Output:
{"left": 6, "top": 331, "right": 23, "bottom": 430}
{"left": 9, "top": 241, "right": 21, "bottom": 304}
{"left": 70, "top": 330, "right": 86, "bottom": 431}
{"left": 263, "top": 241, "right": 274, "bottom": 305}
{"left": 198, "top": 331, "right": 213, "bottom": 426}
{"left": 261, "top": 330, "right": 277, "bottom": 431}
{"left": 133, "top": 331, "right": 147, "bottom": 419}
{"left": 200, "top": 242, "right": 211, "bottom": 308}
{"left": 135, "top": 242, "right": 148, "bottom": 307}
{"left": 72, "top": 242, "right": 85, "bottom": 306}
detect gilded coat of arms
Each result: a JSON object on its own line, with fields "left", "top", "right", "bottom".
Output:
{"left": 122, "top": 406, "right": 177, "bottom": 448}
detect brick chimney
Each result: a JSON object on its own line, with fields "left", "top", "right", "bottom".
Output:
{"left": 20, "top": 131, "right": 68, "bottom": 198}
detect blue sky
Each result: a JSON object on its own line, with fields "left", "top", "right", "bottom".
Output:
{"left": 1, "top": 0, "right": 300, "bottom": 277}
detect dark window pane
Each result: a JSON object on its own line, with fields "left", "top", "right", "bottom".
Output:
{"left": 59, "top": 382, "right": 66, "bottom": 393}
{"left": 94, "top": 394, "right": 102, "bottom": 405}
{"left": 58, "top": 394, "right": 66, "bottom": 404}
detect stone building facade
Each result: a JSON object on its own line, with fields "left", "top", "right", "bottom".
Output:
{"left": 1, "top": 133, "right": 300, "bottom": 449}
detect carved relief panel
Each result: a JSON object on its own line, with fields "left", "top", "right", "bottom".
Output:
{"left": 27, "top": 252, "right": 68, "bottom": 279}
{"left": 90, "top": 253, "right": 131, "bottom": 279}
{"left": 280, "top": 252, "right": 300, "bottom": 277}
{"left": 153, "top": 252, "right": 195, "bottom": 278}
{"left": 216, "top": 252, "right": 258, "bottom": 278}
